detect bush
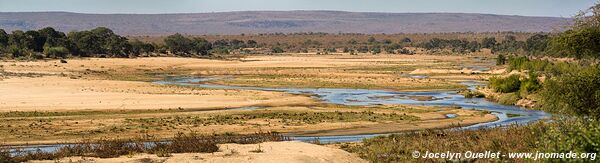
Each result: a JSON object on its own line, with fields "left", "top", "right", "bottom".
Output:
{"left": 43, "top": 46, "right": 69, "bottom": 58}
{"left": 8, "top": 45, "right": 26, "bottom": 58}
{"left": 507, "top": 56, "right": 529, "bottom": 71}
{"left": 518, "top": 73, "right": 541, "bottom": 97}
{"left": 498, "top": 93, "right": 520, "bottom": 105}
{"left": 271, "top": 47, "right": 284, "bottom": 53}
{"left": 489, "top": 75, "right": 521, "bottom": 93}
{"left": 496, "top": 54, "right": 506, "bottom": 65}
{"left": 210, "top": 48, "right": 229, "bottom": 54}
{"left": 343, "top": 119, "right": 600, "bottom": 162}
{"left": 540, "top": 66, "right": 600, "bottom": 119}
{"left": 535, "top": 118, "right": 600, "bottom": 159}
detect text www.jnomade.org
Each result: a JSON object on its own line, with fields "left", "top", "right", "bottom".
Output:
{"left": 409, "top": 151, "right": 597, "bottom": 160}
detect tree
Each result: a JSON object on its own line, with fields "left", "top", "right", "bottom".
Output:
{"left": 547, "top": 27, "right": 600, "bottom": 59}
{"left": 68, "top": 30, "right": 97, "bottom": 56}
{"left": 546, "top": 2, "right": 600, "bottom": 59}
{"left": 492, "top": 35, "right": 524, "bottom": 54}
{"left": 105, "top": 35, "right": 130, "bottom": 57}
{"left": 164, "top": 33, "right": 192, "bottom": 55}
{"left": 9, "top": 30, "right": 33, "bottom": 50}
{"left": 481, "top": 37, "right": 497, "bottom": 48}
{"left": 525, "top": 34, "right": 549, "bottom": 54}
{"left": 0, "top": 29, "right": 8, "bottom": 47}
{"left": 192, "top": 37, "right": 212, "bottom": 55}
{"left": 67, "top": 27, "right": 131, "bottom": 57}
{"left": 573, "top": 2, "right": 600, "bottom": 30}
{"left": 25, "top": 30, "right": 45, "bottom": 52}
{"left": 130, "top": 39, "right": 155, "bottom": 56}
{"left": 39, "top": 27, "right": 69, "bottom": 48}
{"left": 271, "top": 47, "right": 284, "bottom": 53}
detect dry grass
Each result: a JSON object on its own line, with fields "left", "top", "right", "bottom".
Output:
{"left": 1, "top": 132, "right": 287, "bottom": 162}
{"left": 340, "top": 124, "right": 540, "bottom": 162}
{"left": 0, "top": 105, "right": 494, "bottom": 145}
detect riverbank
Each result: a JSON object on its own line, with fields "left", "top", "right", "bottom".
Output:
{"left": 26, "top": 141, "right": 366, "bottom": 163}
{"left": 1, "top": 55, "right": 506, "bottom": 145}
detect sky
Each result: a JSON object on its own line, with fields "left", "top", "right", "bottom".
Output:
{"left": 0, "top": 0, "right": 597, "bottom": 17}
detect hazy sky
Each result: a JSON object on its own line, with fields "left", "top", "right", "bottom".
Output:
{"left": 0, "top": 0, "right": 596, "bottom": 17}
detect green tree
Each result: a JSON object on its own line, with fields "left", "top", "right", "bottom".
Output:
{"left": 547, "top": 2, "right": 600, "bottom": 59}
{"left": 25, "top": 30, "right": 45, "bottom": 52}
{"left": 164, "top": 33, "right": 193, "bottom": 55}
{"left": 192, "top": 37, "right": 212, "bottom": 55}
{"left": 0, "top": 29, "right": 8, "bottom": 47}
{"left": 68, "top": 31, "right": 101, "bottom": 56}
{"left": 105, "top": 35, "right": 130, "bottom": 57}
{"left": 481, "top": 37, "right": 497, "bottom": 48}
{"left": 39, "top": 27, "right": 69, "bottom": 48}
{"left": 129, "top": 39, "right": 155, "bottom": 56}
{"left": 547, "top": 27, "right": 600, "bottom": 59}
{"left": 8, "top": 30, "right": 33, "bottom": 49}
{"left": 525, "top": 33, "right": 549, "bottom": 54}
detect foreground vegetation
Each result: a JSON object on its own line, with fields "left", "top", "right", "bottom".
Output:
{"left": 342, "top": 119, "right": 599, "bottom": 162}
{"left": 0, "top": 132, "right": 287, "bottom": 163}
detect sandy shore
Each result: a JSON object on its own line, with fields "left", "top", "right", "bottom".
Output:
{"left": 0, "top": 76, "right": 316, "bottom": 112}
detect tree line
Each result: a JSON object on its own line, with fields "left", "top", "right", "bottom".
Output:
{"left": 0, "top": 27, "right": 266, "bottom": 59}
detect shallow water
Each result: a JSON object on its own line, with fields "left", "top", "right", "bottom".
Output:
{"left": 7, "top": 76, "right": 550, "bottom": 153}
{"left": 154, "top": 77, "right": 550, "bottom": 143}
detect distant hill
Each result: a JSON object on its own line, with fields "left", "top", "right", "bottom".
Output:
{"left": 0, "top": 11, "right": 571, "bottom": 35}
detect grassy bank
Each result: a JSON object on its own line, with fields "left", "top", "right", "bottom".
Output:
{"left": 341, "top": 118, "right": 599, "bottom": 162}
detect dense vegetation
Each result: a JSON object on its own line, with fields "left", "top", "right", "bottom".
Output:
{"left": 342, "top": 118, "right": 599, "bottom": 162}
{"left": 0, "top": 27, "right": 265, "bottom": 59}
{"left": 0, "top": 26, "right": 553, "bottom": 59}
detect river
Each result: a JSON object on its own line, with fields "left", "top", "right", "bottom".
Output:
{"left": 7, "top": 76, "right": 550, "bottom": 153}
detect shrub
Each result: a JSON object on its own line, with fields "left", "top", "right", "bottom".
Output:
{"left": 271, "top": 47, "right": 284, "bottom": 53}
{"left": 496, "top": 54, "right": 506, "bottom": 65}
{"left": 43, "top": 46, "right": 69, "bottom": 58}
{"left": 507, "top": 56, "right": 529, "bottom": 71}
{"left": 498, "top": 93, "right": 520, "bottom": 105}
{"left": 535, "top": 117, "right": 600, "bottom": 159}
{"left": 518, "top": 73, "right": 541, "bottom": 97}
{"left": 540, "top": 66, "right": 600, "bottom": 119}
{"left": 489, "top": 75, "right": 521, "bottom": 93}
{"left": 342, "top": 124, "right": 542, "bottom": 162}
